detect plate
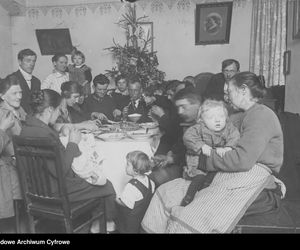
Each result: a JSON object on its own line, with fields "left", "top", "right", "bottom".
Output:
{"left": 127, "top": 132, "right": 152, "bottom": 141}
{"left": 95, "top": 132, "right": 125, "bottom": 141}
{"left": 140, "top": 122, "right": 158, "bottom": 129}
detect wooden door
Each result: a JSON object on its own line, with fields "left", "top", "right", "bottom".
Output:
{"left": 285, "top": 0, "right": 300, "bottom": 114}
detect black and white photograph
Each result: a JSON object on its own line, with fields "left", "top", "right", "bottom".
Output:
{"left": 0, "top": 0, "right": 299, "bottom": 236}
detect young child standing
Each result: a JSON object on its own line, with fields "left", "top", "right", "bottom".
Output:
{"left": 116, "top": 151, "right": 155, "bottom": 233}
{"left": 181, "top": 99, "right": 240, "bottom": 206}
{"left": 68, "top": 49, "right": 92, "bottom": 98}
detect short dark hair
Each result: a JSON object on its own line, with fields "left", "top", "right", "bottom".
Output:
{"left": 31, "top": 89, "right": 62, "bottom": 115}
{"left": 0, "top": 74, "right": 20, "bottom": 95}
{"left": 230, "top": 71, "right": 266, "bottom": 99}
{"left": 93, "top": 74, "right": 109, "bottom": 87}
{"left": 61, "top": 81, "right": 82, "bottom": 98}
{"left": 166, "top": 80, "right": 182, "bottom": 92}
{"left": 173, "top": 88, "right": 202, "bottom": 105}
{"left": 17, "top": 49, "right": 37, "bottom": 61}
{"left": 222, "top": 59, "right": 240, "bottom": 71}
{"left": 144, "top": 85, "right": 158, "bottom": 97}
{"left": 115, "top": 74, "right": 127, "bottom": 84}
{"left": 127, "top": 75, "right": 141, "bottom": 85}
{"left": 52, "top": 53, "right": 67, "bottom": 63}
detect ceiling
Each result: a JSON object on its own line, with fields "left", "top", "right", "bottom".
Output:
{"left": 0, "top": 0, "right": 123, "bottom": 15}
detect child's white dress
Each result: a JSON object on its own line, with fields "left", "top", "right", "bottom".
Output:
{"left": 60, "top": 134, "right": 106, "bottom": 185}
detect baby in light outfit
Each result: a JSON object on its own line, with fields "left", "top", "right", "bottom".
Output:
{"left": 60, "top": 126, "right": 106, "bottom": 185}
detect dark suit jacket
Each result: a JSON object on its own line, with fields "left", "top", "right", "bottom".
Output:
{"left": 204, "top": 72, "right": 225, "bottom": 101}
{"left": 127, "top": 98, "right": 152, "bottom": 123}
{"left": 12, "top": 70, "right": 41, "bottom": 114}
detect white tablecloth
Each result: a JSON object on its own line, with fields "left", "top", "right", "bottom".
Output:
{"left": 61, "top": 132, "right": 160, "bottom": 196}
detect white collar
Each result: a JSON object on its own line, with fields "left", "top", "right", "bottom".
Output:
{"left": 19, "top": 67, "right": 32, "bottom": 81}
{"left": 52, "top": 70, "right": 68, "bottom": 77}
{"left": 115, "top": 89, "right": 129, "bottom": 96}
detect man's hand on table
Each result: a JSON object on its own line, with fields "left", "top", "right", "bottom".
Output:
{"left": 113, "top": 109, "right": 122, "bottom": 119}
{"left": 91, "top": 112, "right": 108, "bottom": 121}
{"left": 151, "top": 105, "right": 165, "bottom": 118}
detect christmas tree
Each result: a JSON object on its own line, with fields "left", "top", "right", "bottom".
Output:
{"left": 105, "top": 4, "right": 165, "bottom": 88}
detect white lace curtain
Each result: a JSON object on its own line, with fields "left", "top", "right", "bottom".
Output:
{"left": 249, "top": 0, "right": 286, "bottom": 87}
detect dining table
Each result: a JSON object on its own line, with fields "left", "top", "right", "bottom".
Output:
{"left": 60, "top": 122, "right": 161, "bottom": 196}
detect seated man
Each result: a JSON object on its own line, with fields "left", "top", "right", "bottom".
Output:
{"left": 143, "top": 85, "right": 182, "bottom": 155}
{"left": 122, "top": 76, "right": 152, "bottom": 123}
{"left": 149, "top": 88, "right": 202, "bottom": 187}
{"left": 165, "top": 80, "right": 182, "bottom": 101}
{"left": 204, "top": 59, "right": 240, "bottom": 101}
{"left": 82, "top": 74, "right": 121, "bottom": 122}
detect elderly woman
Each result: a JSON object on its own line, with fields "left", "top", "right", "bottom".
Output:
{"left": 142, "top": 72, "right": 285, "bottom": 233}
{"left": 20, "top": 89, "right": 117, "bottom": 232}
{"left": 54, "top": 81, "right": 99, "bottom": 133}
{"left": 0, "top": 75, "right": 23, "bottom": 220}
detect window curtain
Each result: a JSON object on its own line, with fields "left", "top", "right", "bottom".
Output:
{"left": 249, "top": 0, "right": 286, "bottom": 87}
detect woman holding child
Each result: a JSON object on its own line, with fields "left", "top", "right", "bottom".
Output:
{"left": 142, "top": 72, "right": 285, "bottom": 233}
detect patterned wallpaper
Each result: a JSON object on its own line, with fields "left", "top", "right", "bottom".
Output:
{"left": 24, "top": 0, "right": 250, "bottom": 19}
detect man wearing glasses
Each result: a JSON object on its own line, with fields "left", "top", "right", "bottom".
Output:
{"left": 204, "top": 59, "right": 240, "bottom": 102}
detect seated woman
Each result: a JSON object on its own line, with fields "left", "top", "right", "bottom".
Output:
{"left": 142, "top": 72, "right": 285, "bottom": 233}
{"left": 54, "top": 81, "right": 99, "bottom": 132}
{"left": 20, "top": 89, "right": 117, "bottom": 232}
{"left": 0, "top": 75, "right": 23, "bottom": 221}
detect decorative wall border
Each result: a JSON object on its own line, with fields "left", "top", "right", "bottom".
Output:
{"left": 25, "top": 0, "right": 250, "bottom": 18}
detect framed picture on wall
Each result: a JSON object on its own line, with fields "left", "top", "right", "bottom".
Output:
{"left": 293, "top": 0, "right": 300, "bottom": 39}
{"left": 35, "top": 28, "right": 73, "bottom": 55}
{"left": 127, "top": 22, "right": 153, "bottom": 52}
{"left": 137, "top": 22, "right": 154, "bottom": 52}
{"left": 195, "top": 2, "right": 233, "bottom": 45}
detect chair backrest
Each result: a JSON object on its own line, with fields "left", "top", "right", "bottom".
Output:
{"left": 12, "top": 136, "right": 70, "bottom": 211}
{"left": 194, "top": 72, "right": 214, "bottom": 96}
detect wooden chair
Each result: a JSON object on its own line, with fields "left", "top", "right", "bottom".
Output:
{"left": 193, "top": 72, "right": 214, "bottom": 97}
{"left": 12, "top": 136, "right": 106, "bottom": 233}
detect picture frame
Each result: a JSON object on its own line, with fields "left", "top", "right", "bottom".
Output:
{"left": 137, "top": 22, "right": 154, "bottom": 52}
{"left": 127, "top": 22, "right": 153, "bottom": 52}
{"left": 35, "top": 28, "right": 73, "bottom": 55}
{"left": 293, "top": 0, "right": 300, "bottom": 39}
{"left": 195, "top": 2, "right": 233, "bottom": 45}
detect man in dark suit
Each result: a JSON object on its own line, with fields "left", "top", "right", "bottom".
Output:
{"left": 204, "top": 59, "right": 240, "bottom": 101}
{"left": 11, "top": 49, "right": 41, "bottom": 114}
{"left": 123, "top": 76, "right": 152, "bottom": 123}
